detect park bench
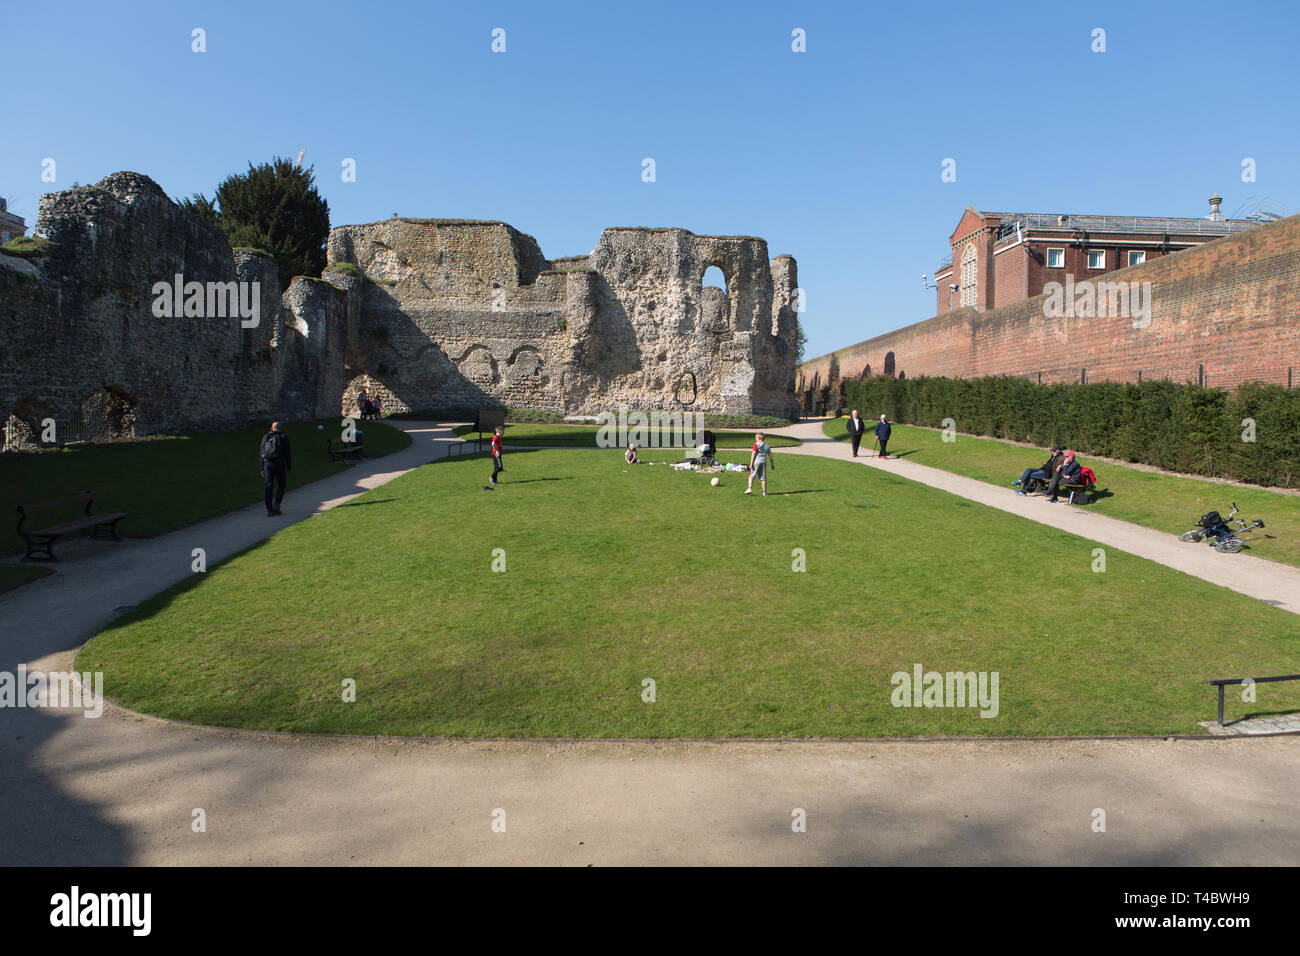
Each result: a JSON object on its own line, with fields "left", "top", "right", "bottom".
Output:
{"left": 1023, "top": 473, "right": 1096, "bottom": 504}
{"left": 16, "top": 491, "right": 128, "bottom": 561}
{"left": 326, "top": 436, "right": 365, "bottom": 463}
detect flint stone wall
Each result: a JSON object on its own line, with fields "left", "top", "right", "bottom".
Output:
{"left": 1, "top": 172, "right": 798, "bottom": 448}
{"left": 328, "top": 221, "right": 799, "bottom": 418}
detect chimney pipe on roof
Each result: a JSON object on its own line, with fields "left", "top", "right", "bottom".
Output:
{"left": 1208, "top": 193, "right": 1224, "bottom": 221}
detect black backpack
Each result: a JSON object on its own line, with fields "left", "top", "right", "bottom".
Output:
{"left": 1199, "top": 510, "right": 1223, "bottom": 528}
{"left": 260, "top": 431, "right": 285, "bottom": 462}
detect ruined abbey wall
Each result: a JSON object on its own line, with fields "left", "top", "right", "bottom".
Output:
{"left": 0, "top": 172, "right": 797, "bottom": 447}
{"left": 327, "top": 220, "right": 798, "bottom": 419}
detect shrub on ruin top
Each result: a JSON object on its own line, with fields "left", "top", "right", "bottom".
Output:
{"left": 2, "top": 236, "right": 56, "bottom": 259}
{"left": 324, "top": 261, "right": 360, "bottom": 275}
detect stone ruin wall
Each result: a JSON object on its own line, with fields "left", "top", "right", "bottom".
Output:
{"left": 327, "top": 220, "right": 799, "bottom": 419}
{"left": 0, "top": 171, "right": 798, "bottom": 448}
{"left": 0, "top": 172, "right": 359, "bottom": 446}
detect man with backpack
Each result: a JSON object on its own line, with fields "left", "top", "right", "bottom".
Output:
{"left": 259, "top": 421, "right": 293, "bottom": 516}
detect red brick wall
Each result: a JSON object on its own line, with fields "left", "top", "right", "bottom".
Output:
{"left": 800, "top": 213, "right": 1300, "bottom": 392}
{"left": 993, "top": 242, "right": 1028, "bottom": 308}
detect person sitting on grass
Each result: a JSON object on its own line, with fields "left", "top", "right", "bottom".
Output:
{"left": 1013, "top": 445, "right": 1062, "bottom": 495}
{"left": 625, "top": 443, "right": 639, "bottom": 464}
{"left": 745, "top": 432, "right": 774, "bottom": 496}
{"left": 1046, "top": 450, "right": 1082, "bottom": 503}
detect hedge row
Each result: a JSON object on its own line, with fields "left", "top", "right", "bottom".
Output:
{"left": 839, "top": 376, "right": 1300, "bottom": 488}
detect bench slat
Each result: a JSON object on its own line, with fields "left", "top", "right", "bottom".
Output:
{"left": 18, "top": 492, "right": 101, "bottom": 515}
{"left": 30, "top": 513, "right": 128, "bottom": 536}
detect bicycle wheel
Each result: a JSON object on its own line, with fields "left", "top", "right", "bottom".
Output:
{"left": 1178, "top": 530, "right": 1204, "bottom": 543}
{"left": 1214, "top": 538, "right": 1244, "bottom": 553}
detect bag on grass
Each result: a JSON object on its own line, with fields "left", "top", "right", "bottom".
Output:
{"left": 1199, "top": 510, "right": 1223, "bottom": 528}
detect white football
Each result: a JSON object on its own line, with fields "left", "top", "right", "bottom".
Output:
{"left": 317, "top": 424, "right": 324, "bottom": 430}
{"left": 710, "top": 477, "right": 720, "bottom": 486}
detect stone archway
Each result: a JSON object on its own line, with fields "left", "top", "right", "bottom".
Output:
{"left": 79, "top": 386, "right": 136, "bottom": 442}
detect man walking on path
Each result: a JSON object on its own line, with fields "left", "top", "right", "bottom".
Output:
{"left": 875, "top": 414, "right": 892, "bottom": 459}
{"left": 745, "top": 432, "right": 774, "bottom": 496}
{"left": 846, "top": 410, "right": 866, "bottom": 456}
{"left": 259, "top": 421, "right": 292, "bottom": 516}
{"left": 487, "top": 426, "right": 505, "bottom": 488}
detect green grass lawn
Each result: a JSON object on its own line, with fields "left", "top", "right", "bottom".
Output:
{"left": 0, "top": 419, "right": 411, "bottom": 557}
{"left": 78, "top": 447, "right": 1300, "bottom": 738}
{"left": 823, "top": 418, "right": 1300, "bottom": 568}
{"left": 0, "top": 564, "right": 54, "bottom": 592}
{"left": 453, "top": 422, "right": 801, "bottom": 448}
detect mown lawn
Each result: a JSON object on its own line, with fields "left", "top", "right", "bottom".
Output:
{"left": 0, "top": 564, "right": 53, "bottom": 592}
{"left": 453, "top": 423, "right": 801, "bottom": 448}
{"left": 78, "top": 448, "right": 1300, "bottom": 738}
{"left": 823, "top": 418, "right": 1300, "bottom": 568}
{"left": 0, "top": 419, "right": 411, "bottom": 557}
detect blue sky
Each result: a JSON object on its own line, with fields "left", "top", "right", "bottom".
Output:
{"left": 5, "top": 0, "right": 1297, "bottom": 360}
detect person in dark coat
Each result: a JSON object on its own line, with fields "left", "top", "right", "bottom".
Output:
{"left": 846, "top": 409, "right": 866, "bottom": 456}
{"left": 259, "top": 421, "right": 293, "bottom": 516}
{"left": 874, "top": 414, "right": 892, "bottom": 459}
{"left": 1013, "top": 445, "right": 1062, "bottom": 495}
{"left": 1046, "top": 450, "right": 1082, "bottom": 503}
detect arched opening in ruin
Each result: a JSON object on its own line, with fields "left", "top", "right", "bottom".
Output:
{"left": 883, "top": 352, "right": 896, "bottom": 377}
{"left": 700, "top": 265, "right": 731, "bottom": 331}
{"left": 702, "top": 265, "right": 727, "bottom": 294}
{"left": 4, "top": 396, "right": 57, "bottom": 451}
{"left": 78, "top": 386, "right": 137, "bottom": 442}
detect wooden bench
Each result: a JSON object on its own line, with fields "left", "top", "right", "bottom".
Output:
{"left": 17, "top": 491, "right": 128, "bottom": 561}
{"left": 326, "top": 437, "right": 365, "bottom": 463}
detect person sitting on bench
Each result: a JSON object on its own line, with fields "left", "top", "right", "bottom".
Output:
{"left": 1046, "top": 450, "right": 1082, "bottom": 503}
{"left": 1013, "top": 445, "right": 1062, "bottom": 495}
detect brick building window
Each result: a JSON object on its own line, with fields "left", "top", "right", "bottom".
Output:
{"left": 960, "top": 244, "right": 976, "bottom": 308}
{"left": 1046, "top": 248, "right": 1064, "bottom": 268}
{"left": 1128, "top": 250, "right": 1145, "bottom": 266}
{"left": 1087, "top": 249, "right": 1106, "bottom": 269}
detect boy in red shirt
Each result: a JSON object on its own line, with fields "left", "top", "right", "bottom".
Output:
{"left": 488, "top": 426, "right": 505, "bottom": 487}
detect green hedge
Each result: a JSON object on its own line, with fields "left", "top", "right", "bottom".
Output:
{"left": 841, "top": 376, "right": 1300, "bottom": 488}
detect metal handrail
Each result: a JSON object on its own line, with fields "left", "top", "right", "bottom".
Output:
{"left": 995, "top": 213, "right": 1259, "bottom": 239}
{"left": 1209, "top": 674, "right": 1300, "bottom": 726}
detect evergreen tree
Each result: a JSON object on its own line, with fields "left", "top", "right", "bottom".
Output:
{"left": 178, "top": 157, "right": 330, "bottom": 281}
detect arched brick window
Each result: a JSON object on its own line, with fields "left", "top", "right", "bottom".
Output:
{"left": 960, "top": 244, "right": 977, "bottom": 308}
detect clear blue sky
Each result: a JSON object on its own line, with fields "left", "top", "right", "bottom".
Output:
{"left": 5, "top": 0, "right": 1297, "bottom": 360}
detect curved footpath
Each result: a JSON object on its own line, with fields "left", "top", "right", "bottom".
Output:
{"left": 769, "top": 420, "right": 1300, "bottom": 617}
{"left": 0, "top": 420, "right": 1296, "bottom": 866}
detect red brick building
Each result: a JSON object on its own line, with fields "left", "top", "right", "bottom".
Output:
{"left": 931, "top": 196, "right": 1260, "bottom": 315}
